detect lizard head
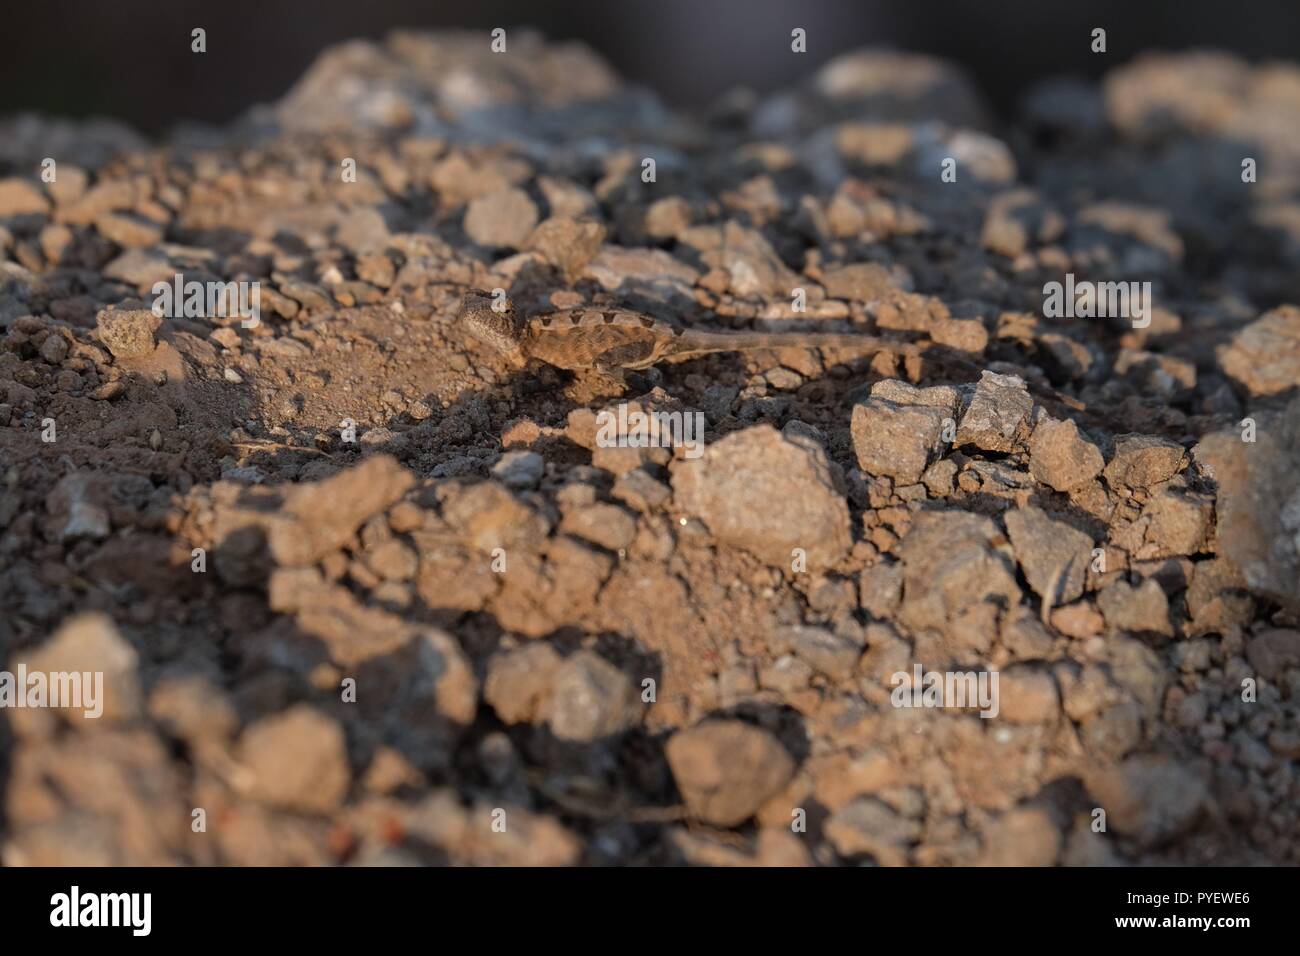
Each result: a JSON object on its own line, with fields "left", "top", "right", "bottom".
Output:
{"left": 459, "top": 290, "right": 525, "bottom": 359}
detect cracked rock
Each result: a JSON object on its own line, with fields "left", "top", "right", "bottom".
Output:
{"left": 95, "top": 308, "right": 161, "bottom": 359}
{"left": 956, "top": 370, "right": 1033, "bottom": 453}
{"left": 852, "top": 380, "right": 959, "bottom": 483}
{"left": 1103, "top": 435, "right": 1186, "bottom": 489}
{"left": 672, "top": 424, "right": 851, "bottom": 569}
{"left": 1193, "top": 402, "right": 1300, "bottom": 611}
{"left": 1028, "top": 417, "right": 1105, "bottom": 492}
{"left": 1218, "top": 306, "right": 1300, "bottom": 396}
{"left": 1004, "top": 506, "right": 1093, "bottom": 607}
{"left": 1097, "top": 578, "right": 1172, "bottom": 636}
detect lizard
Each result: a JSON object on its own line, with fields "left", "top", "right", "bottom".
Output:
{"left": 457, "top": 290, "right": 1087, "bottom": 412}
{"left": 458, "top": 289, "right": 923, "bottom": 375}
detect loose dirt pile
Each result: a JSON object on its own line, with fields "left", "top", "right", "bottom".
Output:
{"left": 0, "top": 33, "right": 1297, "bottom": 865}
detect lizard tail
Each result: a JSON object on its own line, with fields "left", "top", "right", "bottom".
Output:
{"left": 671, "top": 330, "right": 921, "bottom": 360}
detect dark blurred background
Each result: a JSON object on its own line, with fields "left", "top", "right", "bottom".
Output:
{"left": 4, "top": 0, "right": 1299, "bottom": 134}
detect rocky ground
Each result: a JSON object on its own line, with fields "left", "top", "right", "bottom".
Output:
{"left": 1, "top": 32, "right": 1298, "bottom": 866}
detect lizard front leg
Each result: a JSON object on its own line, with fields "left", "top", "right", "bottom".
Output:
{"left": 567, "top": 367, "right": 629, "bottom": 401}
{"left": 595, "top": 341, "right": 666, "bottom": 394}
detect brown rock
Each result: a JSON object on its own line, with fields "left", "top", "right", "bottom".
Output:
{"left": 1097, "top": 578, "right": 1172, "bottom": 636}
{"left": 415, "top": 540, "right": 500, "bottom": 612}
{"left": 1004, "top": 505, "right": 1093, "bottom": 607}
{"left": 978, "top": 807, "right": 1061, "bottom": 866}
{"left": 365, "top": 539, "right": 419, "bottom": 581}
{"left": 559, "top": 502, "right": 638, "bottom": 552}
{"left": 1193, "top": 404, "right": 1300, "bottom": 611}
{"left": 464, "top": 187, "right": 538, "bottom": 249}
{"left": 95, "top": 212, "right": 163, "bottom": 248}
{"left": 895, "top": 511, "right": 1021, "bottom": 647}
{"left": 0, "top": 178, "right": 50, "bottom": 216}
{"left": 440, "top": 480, "right": 552, "bottom": 554}
{"left": 824, "top": 797, "right": 920, "bottom": 865}
{"left": 672, "top": 424, "right": 851, "bottom": 569}
{"left": 821, "top": 262, "right": 897, "bottom": 301}
{"left": 1103, "top": 434, "right": 1185, "bottom": 489}
{"left": 956, "top": 371, "right": 1033, "bottom": 453}
{"left": 584, "top": 246, "right": 700, "bottom": 303}
{"left": 852, "top": 399, "right": 949, "bottom": 483}
{"left": 275, "top": 456, "right": 415, "bottom": 565}
{"left": 1218, "top": 306, "right": 1300, "bottom": 396}
{"left": 643, "top": 196, "right": 692, "bottom": 239}
{"left": 859, "top": 561, "right": 903, "bottom": 618}
{"left": 666, "top": 719, "right": 796, "bottom": 827}
{"left": 484, "top": 643, "right": 563, "bottom": 725}
{"left": 1127, "top": 490, "right": 1213, "bottom": 559}
{"left": 56, "top": 178, "right": 136, "bottom": 225}
{"left": 416, "top": 629, "right": 480, "bottom": 726}
{"left": 851, "top": 380, "right": 960, "bottom": 484}
{"left": 929, "top": 317, "right": 989, "bottom": 353}
{"left": 16, "top": 612, "right": 142, "bottom": 724}
{"left": 4, "top": 729, "right": 187, "bottom": 865}
{"left": 527, "top": 216, "right": 605, "bottom": 279}
{"left": 540, "top": 650, "right": 643, "bottom": 742}
{"left": 1029, "top": 417, "right": 1104, "bottom": 492}
{"left": 147, "top": 674, "right": 239, "bottom": 745}
{"left": 335, "top": 207, "right": 390, "bottom": 255}
{"left": 1050, "top": 601, "right": 1104, "bottom": 638}
{"left": 981, "top": 189, "right": 1063, "bottom": 258}
{"left": 1245, "top": 629, "right": 1300, "bottom": 681}
{"left": 768, "top": 625, "right": 862, "bottom": 681}
{"left": 1084, "top": 756, "right": 1208, "bottom": 848}
{"left": 38, "top": 335, "right": 69, "bottom": 369}
{"left": 95, "top": 308, "right": 161, "bottom": 359}
{"left": 997, "top": 666, "right": 1061, "bottom": 724}
{"left": 239, "top": 705, "right": 350, "bottom": 813}
{"left": 683, "top": 221, "right": 798, "bottom": 297}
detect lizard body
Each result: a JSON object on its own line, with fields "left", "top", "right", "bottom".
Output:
{"left": 459, "top": 291, "right": 919, "bottom": 372}
{"left": 457, "top": 290, "right": 1086, "bottom": 412}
